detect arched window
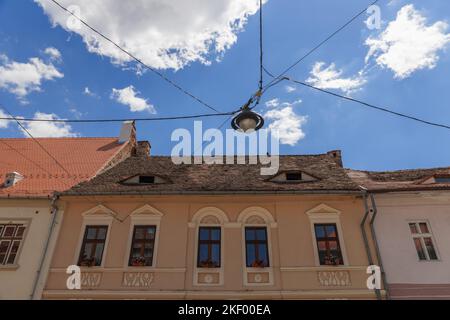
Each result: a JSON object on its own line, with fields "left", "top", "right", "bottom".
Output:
{"left": 190, "top": 207, "right": 229, "bottom": 286}
{"left": 237, "top": 207, "right": 276, "bottom": 286}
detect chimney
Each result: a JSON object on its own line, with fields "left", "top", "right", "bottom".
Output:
{"left": 3, "top": 172, "right": 24, "bottom": 188}
{"left": 135, "top": 141, "right": 151, "bottom": 157}
{"left": 327, "top": 150, "right": 343, "bottom": 167}
{"left": 118, "top": 121, "right": 136, "bottom": 144}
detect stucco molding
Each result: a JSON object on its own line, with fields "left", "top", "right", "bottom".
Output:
{"left": 81, "top": 204, "right": 117, "bottom": 219}
{"left": 237, "top": 206, "right": 277, "bottom": 228}
{"left": 130, "top": 204, "right": 164, "bottom": 218}
{"left": 305, "top": 203, "right": 341, "bottom": 217}
{"left": 190, "top": 207, "right": 229, "bottom": 225}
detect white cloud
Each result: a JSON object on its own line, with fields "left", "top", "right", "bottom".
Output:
{"left": 265, "top": 98, "right": 302, "bottom": 109}
{"left": 35, "top": 0, "right": 265, "bottom": 70}
{"left": 306, "top": 62, "right": 366, "bottom": 94}
{"left": 365, "top": 4, "right": 450, "bottom": 79}
{"left": 19, "top": 112, "right": 78, "bottom": 137}
{"left": 265, "top": 98, "right": 279, "bottom": 108}
{"left": 111, "top": 85, "right": 156, "bottom": 113}
{"left": 83, "top": 86, "right": 99, "bottom": 98}
{"left": 0, "top": 53, "right": 63, "bottom": 100}
{"left": 0, "top": 109, "right": 10, "bottom": 129}
{"left": 285, "top": 85, "right": 296, "bottom": 93}
{"left": 44, "top": 47, "right": 62, "bottom": 61}
{"left": 264, "top": 104, "right": 307, "bottom": 146}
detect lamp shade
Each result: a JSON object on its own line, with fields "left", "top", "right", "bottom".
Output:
{"left": 231, "top": 109, "right": 264, "bottom": 132}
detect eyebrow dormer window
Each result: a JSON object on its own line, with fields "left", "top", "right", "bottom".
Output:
{"left": 269, "top": 171, "right": 318, "bottom": 183}
{"left": 121, "top": 175, "right": 166, "bottom": 185}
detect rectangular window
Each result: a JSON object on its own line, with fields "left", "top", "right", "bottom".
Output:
{"left": 409, "top": 222, "right": 438, "bottom": 261}
{"left": 78, "top": 225, "right": 108, "bottom": 267}
{"left": 197, "top": 227, "right": 221, "bottom": 268}
{"left": 245, "top": 227, "right": 269, "bottom": 268}
{"left": 314, "top": 224, "right": 344, "bottom": 265}
{"left": 0, "top": 223, "right": 26, "bottom": 265}
{"left": 129, "top": 225, "right": 157, "bottom": 266}
{"left": 286, "top": 172, "right": 302, "bottom": 181}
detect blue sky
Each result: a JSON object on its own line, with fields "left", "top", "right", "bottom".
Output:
{"left": 0, "top": 0, "right": 449, "bottom": 171}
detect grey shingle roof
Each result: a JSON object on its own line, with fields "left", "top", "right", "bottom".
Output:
{"left": 63, "top": 153, "right": 361, "bottom": 195}
{"left": 346, "top": 167, "right": 450, "bottom": 192}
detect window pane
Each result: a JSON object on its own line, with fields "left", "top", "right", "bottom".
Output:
{"left": 82, "top": 243, "right": 93, "bottom": 259}
{"left": 211, "top": 244, "right": 220, "bottom": 266}
{"left": 328, "top": 240, "right": 338, "bottom": 250}
{"left": 145, "top": 227, "right": 156, "bottom": 239}
{"left": 0, "top": 240, "right": 9, "bottom": 254}
{"left": 424, "top": 237, "right": 438, "bottom": 260}
{"left": 6, "top": 253, "right": 16, "bottom": 265}
{"left": 257, "top": 244, "right": 269, "bottom": 266}
{"left": 255, "top": 228, "right": 267, "bottom": 241}
{"left": 94, "top": 243, "right": 104, "bottom": 265}
{"left": 318, "top": 251, "right": 327, "bottom": 265}
{"left": 199, "top": 228, "right": 209, "bottom": 240}
{"left": 134, "top": 227, "right": 145, "bottom": 239}
{"left": 86, "top": 227, "right": 97, "bottom": 239}
{"left": 419, "top": 223, "right": 429, "bottom": 234}
{"left": 4, "top": 226, "right": 15, "bottom": 237}
{"left": 314, "top": 225, "right": 325, "bottom": 238}
{"left": 131, "top": 246, "right": 141, "bottom": 258}
{"left": 198, "top": 244, "right": 209, "bottom": 265}
{"left": 317, "top": 240, "right": 327, "bottom": 251}
{"left": 414, "top": 238, "right": 426, "bottom": 260}
{"left": 246, "top": 244, "right": 256, "bottom": 267}
{"left": 409, "top": 223, "right": 418, "bottom": 234}
{"left": 245, "top": 228, "right": 256, "bottom": 241}
{"left": 325, "top": 225, "right": 337, "bottom": 237}
{"left": 15, "top": 226, "right": 26, "bottom": 238}
{"left": 97, "top": 227, "right": 107, "bottom": 240}
{"left": 0, "top": 225, "right": 4, "bottom": 236}
{"left": 211, "top": 228, "right": 220, "bottom": 241}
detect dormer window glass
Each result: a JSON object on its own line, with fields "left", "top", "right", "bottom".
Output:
{"left": 139, "top": 176, "right": 155, "bottom": 184}
{"left": 286, "top": 172, "right": 302, "bottom": 181}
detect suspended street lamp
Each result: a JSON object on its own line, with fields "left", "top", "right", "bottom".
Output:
{"left": 231, "top": 92, "right": 265, "bottom": 132}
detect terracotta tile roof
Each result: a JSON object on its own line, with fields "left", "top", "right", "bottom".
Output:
{"left": 346, "top": 167, "right": 450, "bottom": 192}
{"left": 0, "top": 138, "right": 128, "bottom": 198}
{"left": 64, "top": 153, "right": 361, "bottom": 195}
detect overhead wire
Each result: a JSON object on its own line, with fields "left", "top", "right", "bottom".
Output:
{"left": 263, "top": 0, "right": 380, "bottom": 89}
{"left": 287, "top": 77, "right": 450, "bottom": 131}
{"left": 0, "top": 110, "right": 240, "bottom": 123}
{"left": 49, "top": 0, "right": 221, "bottom": 114}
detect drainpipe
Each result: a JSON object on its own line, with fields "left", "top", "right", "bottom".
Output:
{"left": 30, "top": 195, "right": 59, "bottom": 300}
{"left": 360, "top": 189, "right": 381, "bottom": 300}
{"left": 368, "top": 194, "right": 390, "bottom": 300}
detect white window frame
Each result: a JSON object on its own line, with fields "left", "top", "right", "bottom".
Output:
{"left": 306, "top": 204, "right": 349, "bottom": 267}
{"left": 408, "top": 220, "right": 440, "bottom": 261}
{"left": 189, "top": 207, "right": 228, "bottom": 286}
{"left": 237, "top": 206, "right": 276, "bottom": 286}
{"left": 124, "top": 204, "right": 163, "bottom": 269}
{"left": 0, "top": 219, "right": 30, "bottom": 268}
{"left": 74, "top": 205, "right": 116, "bottom": 268}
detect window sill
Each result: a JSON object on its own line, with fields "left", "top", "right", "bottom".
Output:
{"left": 0, "top": 264, "right": 20, "bottom": 270}
{"left": 125, "top": 266, "right": 156, "bottom": 270}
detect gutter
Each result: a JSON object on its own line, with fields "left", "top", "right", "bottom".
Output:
{"left": 58, "top": 189, "right": 362, "bottom": 197}
{"left": 360, "top": 189, "right": 381, "bottom": 300}
{"left": 30, "top": 194, "right": 59, "bottom": 300}
{"left": 368, "top": 193, "right": 390, "bottom": 300}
